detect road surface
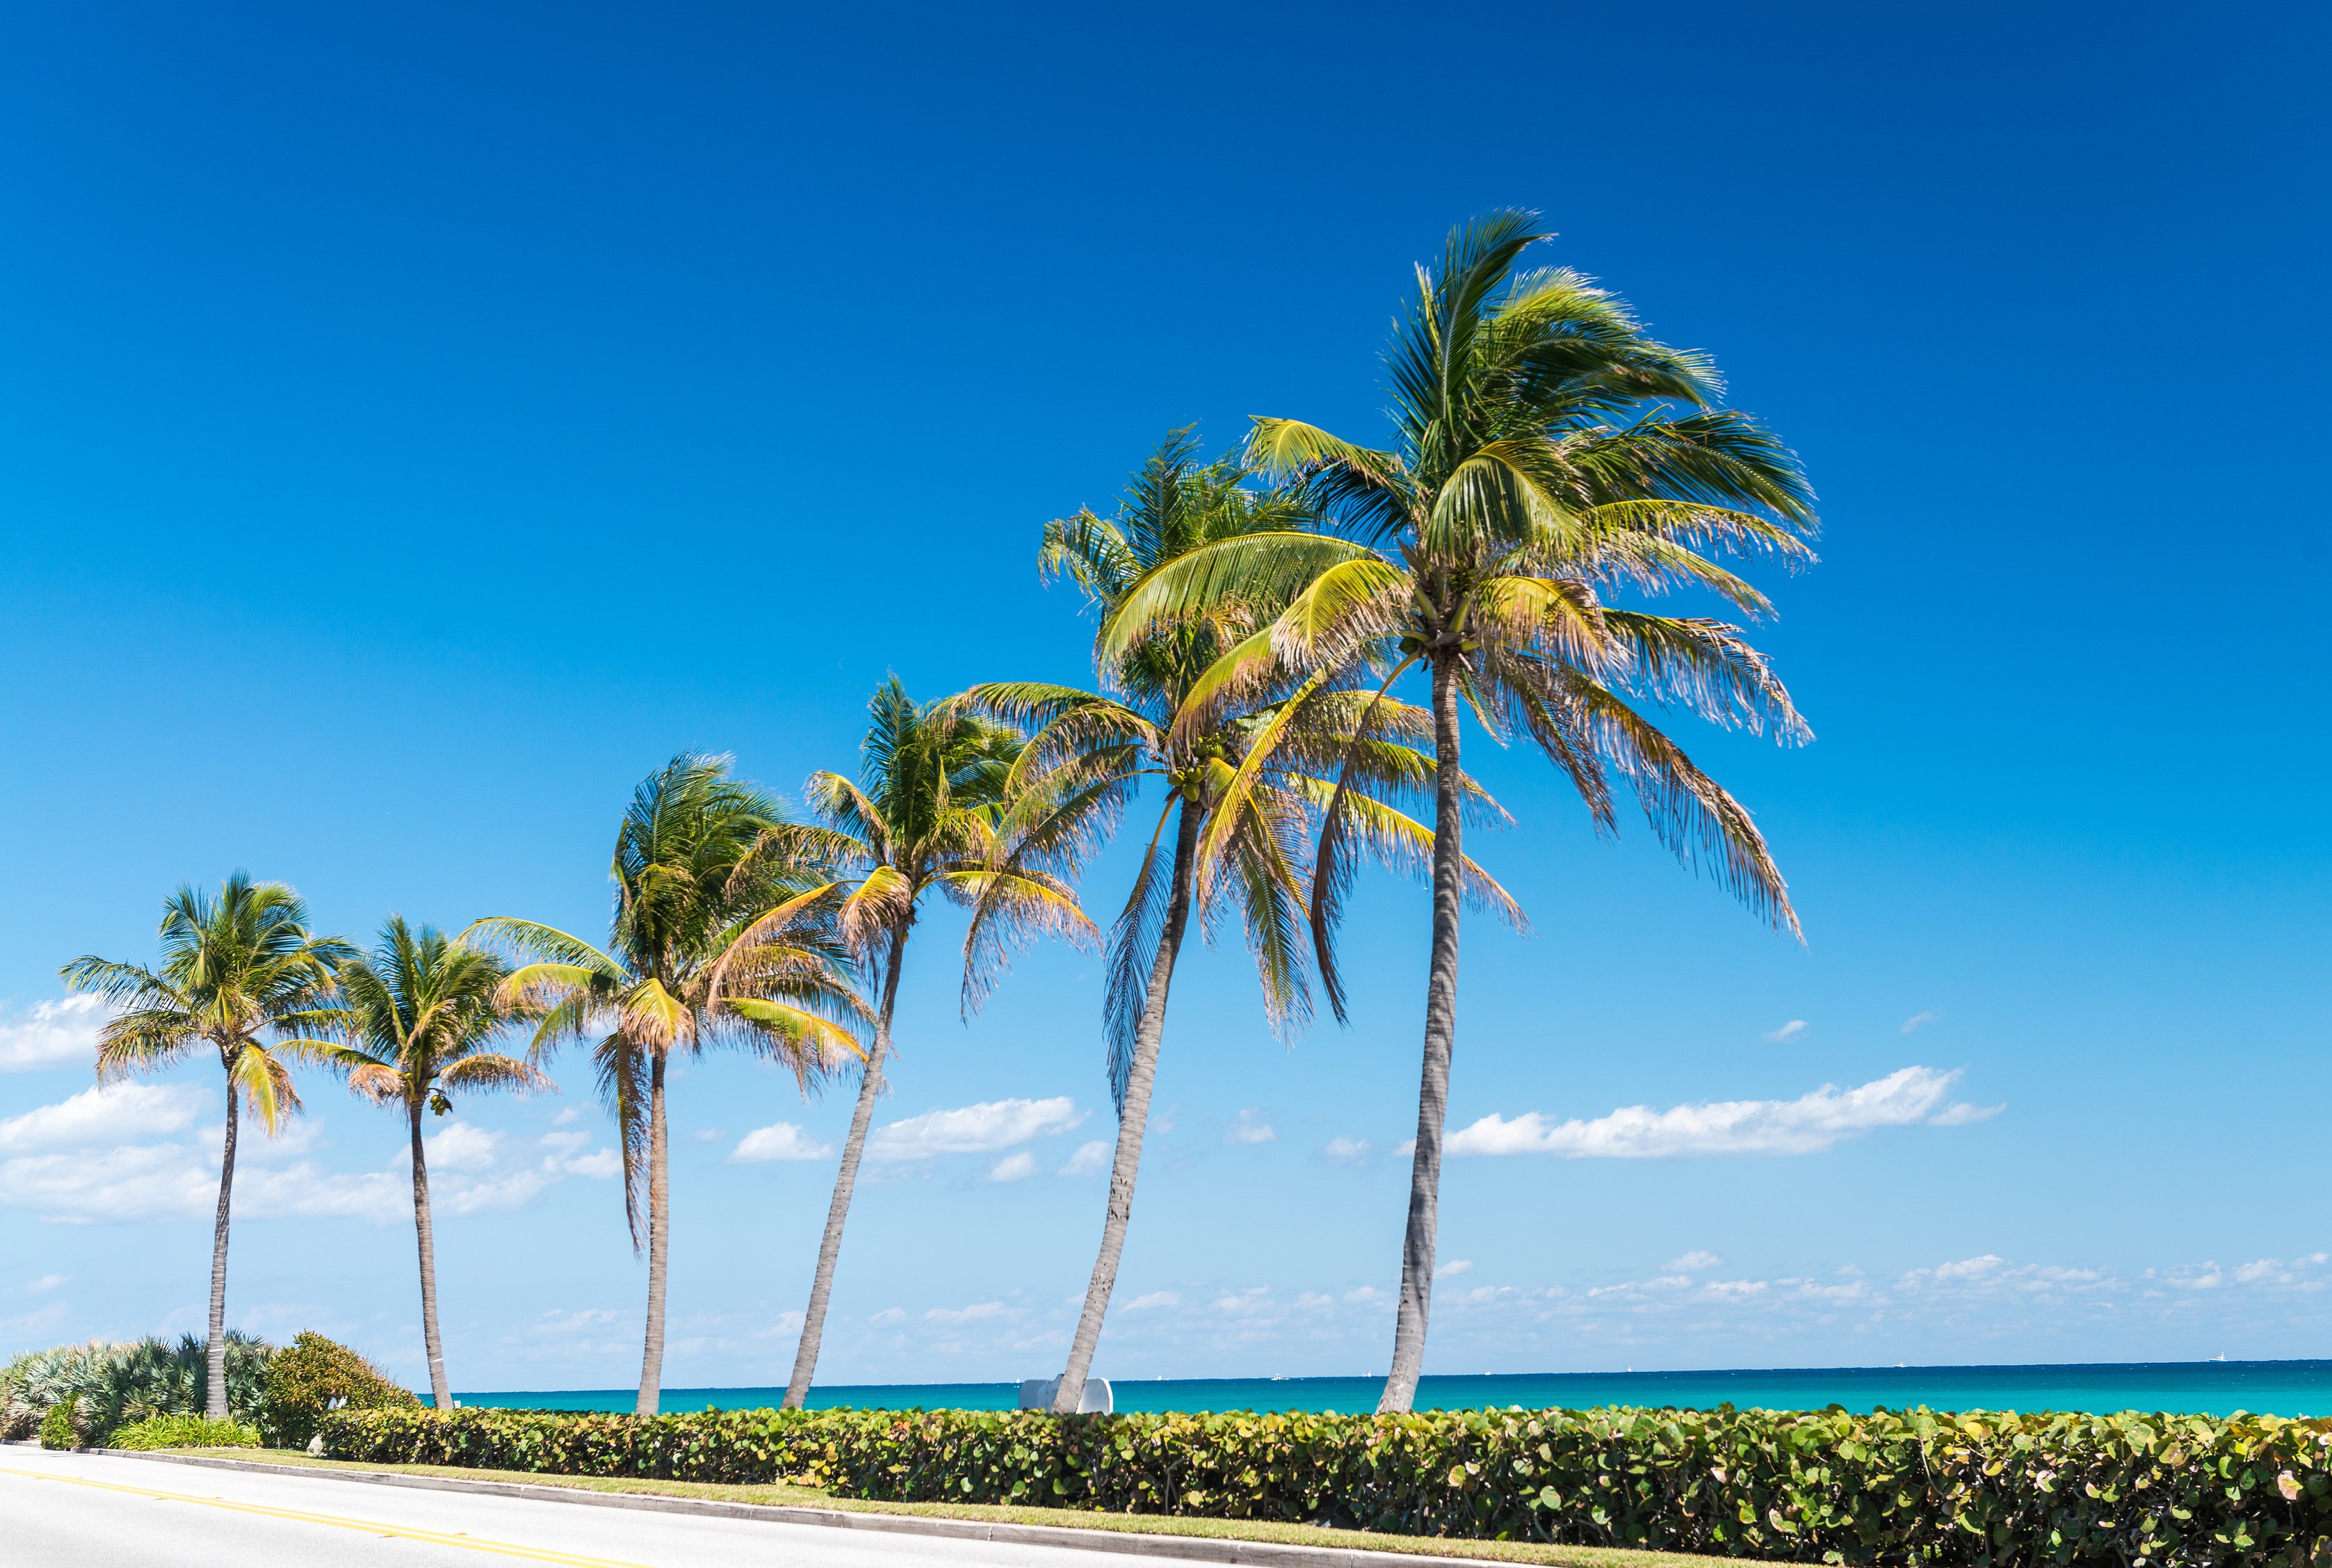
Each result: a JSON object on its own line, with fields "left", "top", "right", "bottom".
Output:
{"left": 0, "top": 1446, "right": 1155, "bottom": 1567}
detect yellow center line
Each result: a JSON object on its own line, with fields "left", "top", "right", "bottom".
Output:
{"left": 0, "top": 1465, "right": 666, "bottom": 1568}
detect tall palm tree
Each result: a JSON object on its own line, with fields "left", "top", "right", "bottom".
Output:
{"left": 1102, "top": 213, "right": 1817, "bottom": 1411}
{"left": 321, "top": 917, "right": 552, "bottom": 1410}
{"left": 60, "top": 874, "right": 350, "bottom": 1420}
{"left": 471, "top": 754, "right": 864, "bottom": 1416}
{"left": 782, "top": 678, "right": 1095, "bottom": 1409}
{"left": 966, "top": 431, "right": 1515, "bottom": 1414}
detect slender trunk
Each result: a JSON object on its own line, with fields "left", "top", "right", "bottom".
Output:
{"left": 784, "top": 928, "right": 908, "bottom": 1409}
{"left": 635, "top": 1050, "right": 670, "bottom": 1415}
{"left": 410, "top": 1098, "right": 451, "bottom": 1410}
{"left": 1379, "top": 652, "right": 1464, "bottom": 1415}
{"left": 1053, "top": 798, "right": 1204, "bottom": 1414}
{"left": 206, "top": 1056, "right": 239, "bottom": 1423}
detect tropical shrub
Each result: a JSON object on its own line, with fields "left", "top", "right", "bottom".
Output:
{"left": 1, "top": 1334, "right": 275, "bottom": 1441}
{"left": 38, "top": 1395, "right": 83, "bottom": 1449}
{"left": 259, "top": 1331, "right": 418, "bottom": 1449}
{"left": 107, "top": 1413, "right": 263, "bottom": 1450}
{"left": 323, "top": 1403, "right": 2332, "bottom": 1565}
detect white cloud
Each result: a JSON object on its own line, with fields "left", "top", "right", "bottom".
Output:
{"left": 0, "top": 996, "right": 108, "bottom": 1072}
{"left": 1667, "top": 1250, "right": 1724, "bottom": 1272}
{"left": 987, "top": 1150, "right": 1039, "bottom": 1183}
{"left": 1122, "top": 1291, "right": 1180, "bottom": 1310}
{"left": 1322, "top": 1136, "right": 1373, "bottom": 1165}
{"left": 1224, "top": 1108, "right": 1275, "bottom": 1145}
{"left": 1436, "top": 1259, "right": 1473, "bottom": 1278}
{"left": 690, "top": 1129, "right": 723, "bottom": 1143}
{"left": 540, "top": 1130, "right": 591, "bottom": 1153}
{"left": 1446, "top": 1067, "right": 1991, "bottom": 1159}
{"left": 1901, "top": 1009, "right": 1943, "bottom": 1034}
{"left": 1343, "top": 1286, "right": 1384, "bottom": 1304}
{"left": 0, "top": 1082, "right": 207, "bottom": 1152}
{"left": 869, "top": 1097, "right": 1084, "bottom": 1160}
{"left": 26, "top": 1273, "right": 67, "bottom": 1293}
{"left": 1927, "top": 1099, "right": 2006, "bottom": 1126}
{"left": 1056, "top": 1140, "right": 1108, "bottom": 1177}
{"left": 1762, "top": 1019, "right": 1808, "bottom": 1043}
{"left": 730, "top": 1122, "right": 834, "bottom": 1163}
{"left": 923, "top": 1301, "right": 1005, "bottom": 1323}
{"left": 869, "top": 1307, "right": 907, "bottom": 1325}
{"left": 423, "top": 1120, "right": 501, "bottom": 1174}
{"left": 551, "top": 1107, "right": 582, "bottom": 1126}
{"left": 558, "top": 1149, "right": 621, "bottom": 1180}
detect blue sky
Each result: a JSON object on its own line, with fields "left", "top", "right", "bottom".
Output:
{"left": 2, "top": 0, "right": 2328, "bottom": 1391}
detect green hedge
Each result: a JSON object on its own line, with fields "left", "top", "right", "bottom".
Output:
{"left": 323, "top": 1403, "right": 2332, "bottom": 1565}
{"left": 107, "top": 1413, "right": 261, "bottom": 1450}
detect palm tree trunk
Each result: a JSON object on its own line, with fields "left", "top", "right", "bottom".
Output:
{"left": 410, "top": 1099, "right": 451, "bottom": 1410}
{"left": 784, "top": 928, "right": 907, "bottom": 1409}
{"left": 1379, "top": 652, "right": 1464, "bottom": 1415}
{"left": 205, "top": 1064, "right": 238, "bottom": 1422}
{"left": 635, "top": 1050, "right": 670, "bottom": 1416}
{"left": 1053, "top": 798, "right": 1202, "bottom": 1415}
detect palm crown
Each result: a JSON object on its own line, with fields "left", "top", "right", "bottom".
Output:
{"left": 325, "top": 917, "right": 549, "bottom": 1116}
{"left": 473, "top": 753, "right": 865, "bottom": 1246}
{"left": 972, "top": 431, "right": 1514, "bottom": 1097}
{"left": 63, "top": 873, "right": 350, "bottom": 1128}
{"left": 812, "top": 675, "right": 1095, "bottom": 1003}
{"left": 1105, "top": 211, "right": 1815, "bottom": 1012}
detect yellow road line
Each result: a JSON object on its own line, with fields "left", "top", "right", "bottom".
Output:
{"left": 0, "top": 1464, "right": 665, "bottom": 1567}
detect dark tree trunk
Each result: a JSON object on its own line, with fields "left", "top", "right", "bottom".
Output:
{"left": 410, "top": 1097, "right": 451, "bottom": 1409}
{"left": 784, "top": 928, "right": 908, "bottom": 1409}
{"left": 635, "top": 1050, "right": 670, "bottom": 1416}
{"left": 206, "top": 1054, "right": 239, "bottom": 1422}
{"left": 1053, "top": 798, "right": 1204, "bottom": 1414}
{"left": 1379, "top": 652, "right": 1464, "bottom": 1414}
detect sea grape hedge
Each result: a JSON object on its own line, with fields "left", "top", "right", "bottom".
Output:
{"left": 322, "top": 1403, "right": 2332, "bottom": 1565}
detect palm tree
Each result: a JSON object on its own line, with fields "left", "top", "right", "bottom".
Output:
{"left": 782, "top": 677, "right": 1095, "bottom": 1409}
{"left": 1101, "top": 213, "right": 1817, "bottom": 1411}
{"left": 966, "top": 431, "right": 1515, "bottom": 1414}
{"left": 471, "top": 754, "right": 865, "bottom": 1416}
{"left": 320, "top": 917, "right": 552, "bottom": 1410}
{"left": 60, "top": 874, "right": 350, "bottom": 1420}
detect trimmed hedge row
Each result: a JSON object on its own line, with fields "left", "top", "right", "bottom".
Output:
{"left": 323, "top": 1403, "right": 2332, "bottom": 1565}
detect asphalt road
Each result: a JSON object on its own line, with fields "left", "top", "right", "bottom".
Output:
{"left": 0, "top": 1446, "right": 1149, "bottom": 1567}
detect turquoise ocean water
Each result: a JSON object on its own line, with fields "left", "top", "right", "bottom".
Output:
{"left": 455, "top": 1361, "right": 2332, "bottom": 1420}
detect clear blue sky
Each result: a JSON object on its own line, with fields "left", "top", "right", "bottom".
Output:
{"left": 2, "top": 0, "right": 2326, "bottom": 1390}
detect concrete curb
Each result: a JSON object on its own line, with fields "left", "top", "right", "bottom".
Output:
{"left": 102, "top": 1449, "right": 1514, "bottom": 1568}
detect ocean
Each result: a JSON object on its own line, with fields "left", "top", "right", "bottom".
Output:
{"left": 453, "top": 1361, "right": 2332, "bottom": 1420}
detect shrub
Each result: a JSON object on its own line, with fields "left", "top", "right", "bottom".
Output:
{"left": 260, "top": 1332, "right": 418, "bottom": 1450}
{"left": 323, "top": 1402, "right": 2332, "bottom": 1566}
{"left": 107, "top": 1413, "right": 262, "bottom": 1450}
{"left": 37, "top": 1395, "right": 81, "bottom": 1450}
{"left": 1, "top": 1334, "right": 276, "bottom": 1441}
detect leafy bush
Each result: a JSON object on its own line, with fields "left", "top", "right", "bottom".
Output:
{"left": 259, "top": 1332, "right": 418, "bottom": 1450}
{"left": 323, "top": 1402, "right": 2332, "bottom": 1565}
{"left": 1, "top": 1334, "right": 275, "bottom": 1441}
{"left": 107, "top": 1413, "right": 262, "bottom": 1450}
{"left": 38, "top": 1395, "right": 82, "bottom": 1450}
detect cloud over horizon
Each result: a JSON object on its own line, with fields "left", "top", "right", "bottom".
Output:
{"left": 1446, "top": 1067, "right": 2002, "bottom": 1160}
{"left": 868, "top": 1097, "right": 1085, "bottom": 1161}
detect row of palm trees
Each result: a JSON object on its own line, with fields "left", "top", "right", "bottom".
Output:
{"left": 64, "top": 210, "right": 1815, "bottom": 1423}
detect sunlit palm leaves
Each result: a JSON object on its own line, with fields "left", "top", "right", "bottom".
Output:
{"left": 971, "top": 432, "right": 1509, "bottom": 1102}
{"left": 63, "top": 874, "right": 350, "bottom": 1131}
{"left": 468, "top": 755, "right": 864, "bottom": 1250}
